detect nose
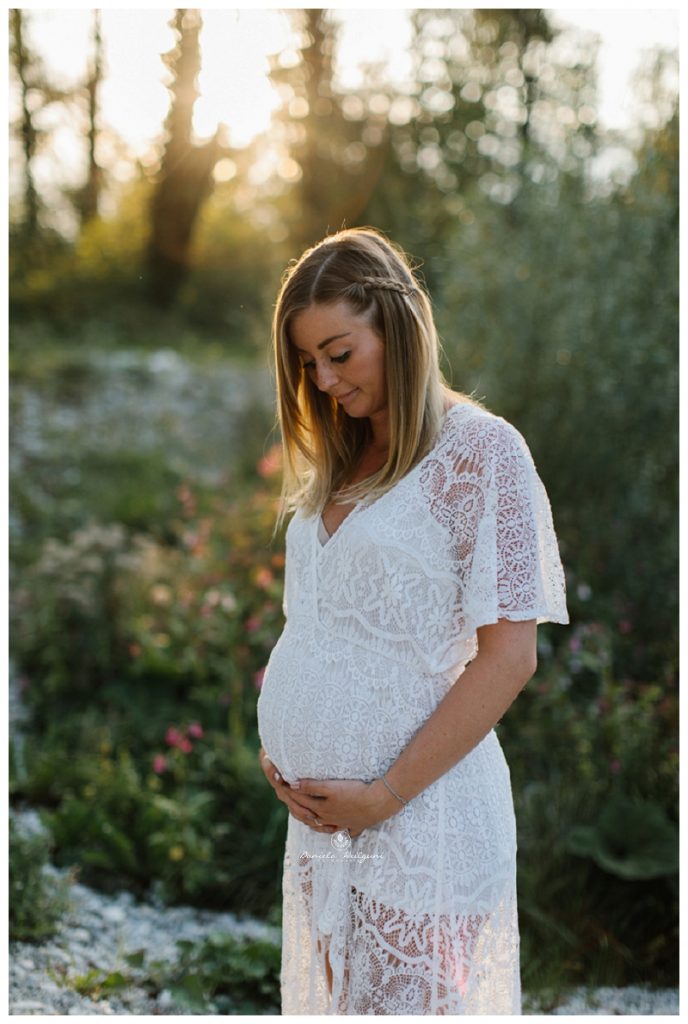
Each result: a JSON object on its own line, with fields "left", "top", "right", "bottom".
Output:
{"left": 313, "top": 362, "right": 341, "bottom": 393}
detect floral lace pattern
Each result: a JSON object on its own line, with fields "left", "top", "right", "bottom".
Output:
{"left": 257, "top": 401, "right": 569, "bottom": 1014}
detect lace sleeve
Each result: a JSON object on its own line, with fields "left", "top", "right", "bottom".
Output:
{"left": 463, "top": 418, "right": 569, "bottom": 632}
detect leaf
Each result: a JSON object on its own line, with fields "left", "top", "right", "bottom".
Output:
{"left": 564, "top": 796, "right": 678, "bottom": 879}
{"left": 123, "top": 949, "right": 146, "bottom": 968}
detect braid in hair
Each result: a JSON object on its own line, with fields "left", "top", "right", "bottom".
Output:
{"left": 356, "top": 275, "right": 418, "bottom": 297}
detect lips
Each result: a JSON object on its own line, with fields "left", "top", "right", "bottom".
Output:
{"left": 336, "top": 388, "right": 358, "bottom": 402}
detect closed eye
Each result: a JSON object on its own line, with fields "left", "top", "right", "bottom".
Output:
{"left": 302, "top": 351, "right": 350, "bottom": 371}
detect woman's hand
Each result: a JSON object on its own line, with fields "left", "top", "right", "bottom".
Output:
{"left": 258, "top": 747, "right": 340, "bottom": 835}
{"left": 285, "top": 776, "right": 399, "bottom": 838}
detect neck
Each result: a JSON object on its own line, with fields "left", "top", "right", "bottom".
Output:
{"left": 368, "top": 409, "right": 390, "bottom": 452}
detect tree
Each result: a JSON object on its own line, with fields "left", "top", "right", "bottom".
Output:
{"left": 268, "top": 8, "right": 387, "bottom": 251}
{"left": 79, "top": 9, "right": 104, "bottom": 225}
{"left": 9, "top": 10, "right": 74, "bottom": 236}
{"left": 434, "top": 48, "right": 677, "bottom": 679}
{"left": 146, "top": 8, "right": 224, "bottom": 306}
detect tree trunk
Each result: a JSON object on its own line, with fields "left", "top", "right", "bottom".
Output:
{"left": 10, "top": 10, "right": 39, "bottom": 236}
{"left": 81, "top": 9, "right": 103, "bottom": 225}
{"left": 146, "top": 9, "right": 222, "bottom": 307}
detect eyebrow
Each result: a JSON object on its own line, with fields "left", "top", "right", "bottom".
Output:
{"left": 294, "top": 331, "right": 352, "bottom": 353}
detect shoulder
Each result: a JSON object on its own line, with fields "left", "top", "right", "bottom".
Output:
{"left": 442, "top": 401, "right": 531, "bottom": 466}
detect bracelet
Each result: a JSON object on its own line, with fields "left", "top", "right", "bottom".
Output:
{"left": 382, "top": 773, "right": 409, "bottom": 806}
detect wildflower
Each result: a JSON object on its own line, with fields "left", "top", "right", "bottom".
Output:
{"left": 187, "top": 722, "right": 204, "bottom": 739}
{"left": 153, "top": 754, "right": 168, "bottom": 774}
{"left": 165, "top": 726, "right": 183, "bottom": 747}
{"left": 568, "top": 636, "right": 582, "bottom": 653}
{"left": 254, "top": 668, "right": 266, "bottom": 690}
{"left": 176, "top": 482, "right": 197, "bottom": 517}
{"left": 246, "top": 615, "right": 262, "bottom": 633}
{"left": 178, "top": 737, "right": 193, "bottom": 754}
{"left": 150, "top": 584, "right": 172, "bottom": 606}
{"left": 257, "top": 444, "right": 282, "bottom": 478}
{"left": 618, "top": 620, "right": 633, "bottom": 634}
{"left": 255, "top": 567, "right": 274, "bottom": 589}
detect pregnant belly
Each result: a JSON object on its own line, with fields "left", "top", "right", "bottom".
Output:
{"left": 257, "top": 625, "right": 438, "bottom": 783}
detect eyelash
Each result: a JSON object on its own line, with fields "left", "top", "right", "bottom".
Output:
{"left": 303, "top": 352, "right": 350, "bottom": 371}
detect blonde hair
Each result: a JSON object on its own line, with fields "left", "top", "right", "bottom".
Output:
{"left": 272, "top": 226, "right": 481, "bottom": 529}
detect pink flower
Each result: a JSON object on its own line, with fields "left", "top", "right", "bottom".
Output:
{"left": 610, "top": 759, "right": 621, "bottom": 775}
{"left": 257, "top": 444, "right": 282, "bottom": 478}
{"left": 187, "top": 721, "right": 204, "bottom": 739}
{"left": 618, "top": 620, "right": 633, "bottom": 634}
{"left": 153, "top": 754, "right": 168, "bottom": 774}
{"left": 246, "top": 615, "right": 262, "bottom": 633}
{"left": 178, "top": 738, "right": 193, "bottom": 754}
{"left": 568, "top": 636, "right": 582, "bottom": 653}
{"left": 165, "top": 726, "right": 183, "bottom": 747}
{"left": 254, "top": 667, "right": 266, "bottom": 690}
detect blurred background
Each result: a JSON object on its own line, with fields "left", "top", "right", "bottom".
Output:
{"left": 9, "top": 6, "right": 678, "bottom": 1013}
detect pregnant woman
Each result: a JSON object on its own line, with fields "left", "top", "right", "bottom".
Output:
{"left": 256, "top": 226, "right": 569, "bottom": 1014}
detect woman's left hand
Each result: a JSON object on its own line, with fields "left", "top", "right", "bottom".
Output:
{"left": 290, "top": 777, "right": 391, "bottom": 838}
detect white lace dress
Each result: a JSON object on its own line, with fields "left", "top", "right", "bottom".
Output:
{"left": 257, "top": 401, "right": 569, "bottom": 1015}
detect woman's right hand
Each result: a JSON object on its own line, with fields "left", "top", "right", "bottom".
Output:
{"left": 258, "top": 746, "right": 339, "bottom": 834}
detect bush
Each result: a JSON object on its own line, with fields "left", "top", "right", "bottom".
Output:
{"left": 147, "top": 931, "right": 281, "bottom": 1014}
{"left": 13, "top": 717, "right": 287, "bottom": 917}
{"left": 499, "top": 619, "right": 678, "bottom": 991}
{"left": 9, "top": 813, "right": 73, "bottom": 942}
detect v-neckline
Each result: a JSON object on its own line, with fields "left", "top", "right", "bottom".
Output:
{"left": 313, "top": 401, "right": 471, "bottom": 554}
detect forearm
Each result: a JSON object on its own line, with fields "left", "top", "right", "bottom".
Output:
{"left": 370, "top": 646, "right": 535, "bottom": 821}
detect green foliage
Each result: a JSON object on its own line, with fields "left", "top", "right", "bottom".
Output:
{"left": 42, "top": 931, "right": 280, "bottom": 1013}
{"left": 434, "top": 111, "right": 678, "bottom": 681}
{"left": 143, "top": 931, "right": 281, "bottom": 1014}
{"left": 565, "top": 797, "right": 678, "bottom": 881}
{"left": 9, "top": 814, "right": 73, "bottom": 942}
{"left": 13, "top": 474, "right": 285, "bottom": 732}
{"left": 15, "top": 717, "right": 287, "bottom": 915}
{"left": 499, "top": 619, "right": 678, "bottom": 990}
{"left": 12, "top": 522, "right": 142, "bottom": 704}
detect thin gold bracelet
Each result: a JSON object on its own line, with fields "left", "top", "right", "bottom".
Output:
{"left": 382, "top": 773, "right": 409, "bottom": 806}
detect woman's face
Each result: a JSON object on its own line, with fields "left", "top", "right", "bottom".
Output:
{"left": 289, "top": 300, "right": 387, "bottom": 422}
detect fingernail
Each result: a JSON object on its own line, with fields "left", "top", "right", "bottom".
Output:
{"left": 274, "top": 772, "right": 281, "bottom": 781}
